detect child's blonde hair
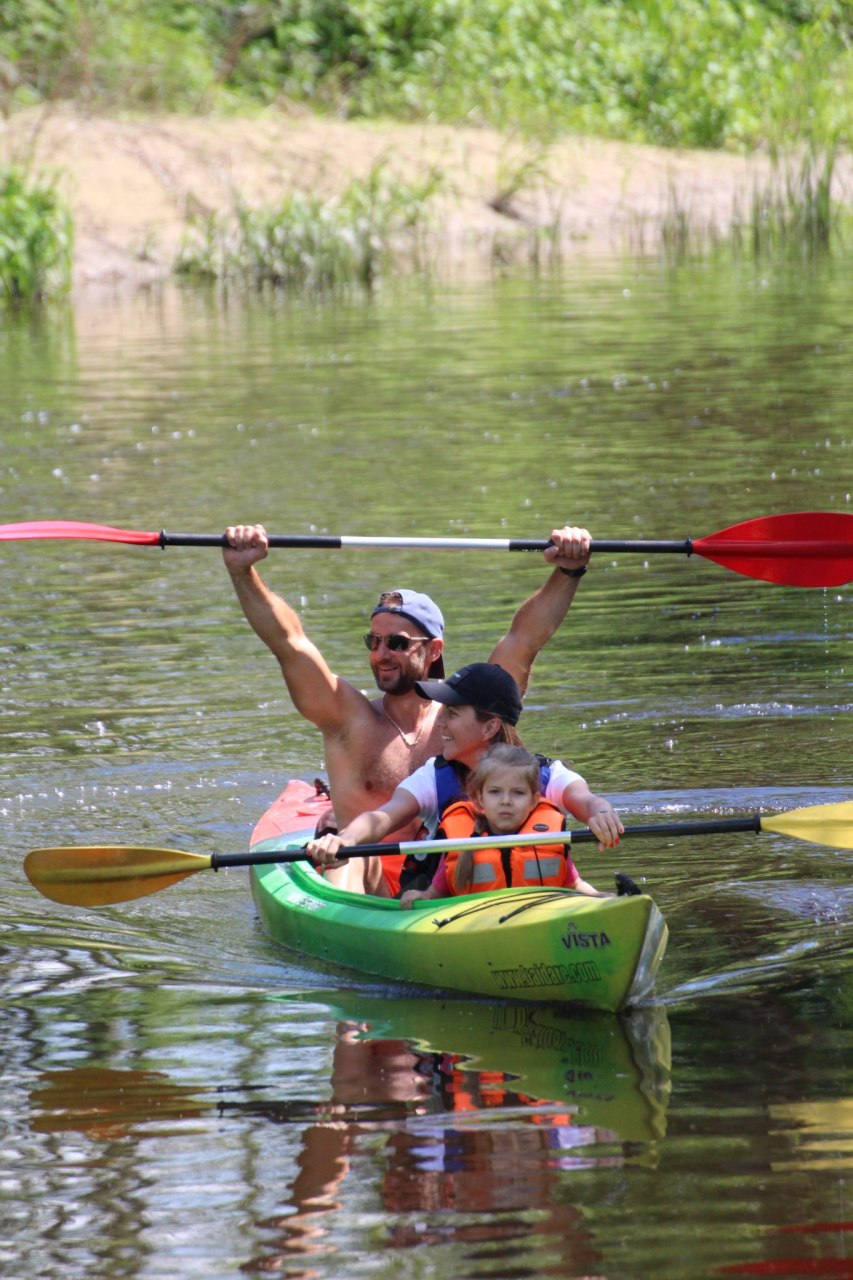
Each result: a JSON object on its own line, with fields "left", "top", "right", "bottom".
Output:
{"left": 452, "top": 745, "right": 541, "bottom": 893}
{"left": 467, "top": 743, "right": 541, "bottom": 803}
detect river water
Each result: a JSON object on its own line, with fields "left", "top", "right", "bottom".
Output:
{"left": 1, "top": 254, "right": 851, "bottom": 1279}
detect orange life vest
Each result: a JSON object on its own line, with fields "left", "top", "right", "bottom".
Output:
{"left": 440, "top": 799, "right": 577, "bottom": 895}
{"left": 379, "top": 852, "right": 405, "bottom": 897}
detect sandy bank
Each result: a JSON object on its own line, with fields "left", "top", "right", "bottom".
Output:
{"left": 1, "top": 105, "right": 797, "bottom": 295}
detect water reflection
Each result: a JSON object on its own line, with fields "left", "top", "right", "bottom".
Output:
{"left": 296, "top": 994, "right": 673, "bottom": 1141}
{"left": 31, "top": 1066, "right": 209, "bottom": 1138}
{"left": 15, "top": 979, "right": 851, "bottom": 1279}
{"left": 769, "top": 1099, "right": 853, "bottom": 1174}
{"left": 261, "top": 1020, "right": 610, "bottom": 1277}
{"left": 255, "top": 1002, "right": 669, "bottom": 1276}
{"left": 24, "top": 997, "right": 670, "bottom": 1279}
{"left": 715, "top": 1223, "right": 853, "bottom": 1279}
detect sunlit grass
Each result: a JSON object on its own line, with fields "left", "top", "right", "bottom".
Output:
{"left": 624, "top": 147, "right": 848, "bottom": 264}
{"left": 736, "top": 147, "right": 841, "bottom": 258}
{"left": 174, "top": 163, "right": 442, "bottom": 290}
{"left": 172, "top": 142, "right": 850, "bottom": 294}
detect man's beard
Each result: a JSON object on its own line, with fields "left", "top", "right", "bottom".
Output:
{"left": 372, "top": 664, "right": 423, "bottom": 696}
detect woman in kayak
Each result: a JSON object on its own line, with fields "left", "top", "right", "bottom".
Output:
{"left": 398, "top": 743, "right": 609, "bottom": 907}
{"left": 306, "top": 662, "right": 623, "bottom": 896}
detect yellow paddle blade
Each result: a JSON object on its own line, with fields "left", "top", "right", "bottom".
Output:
{"left": 760, "top": 800, "right": 853, "bottom": 850}
{"left": 24, "top": 845, "right": 213, "bottom": 907}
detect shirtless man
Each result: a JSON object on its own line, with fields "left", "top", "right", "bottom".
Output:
{"left": 223, "top": 523, "right": 593, "bottom": 894}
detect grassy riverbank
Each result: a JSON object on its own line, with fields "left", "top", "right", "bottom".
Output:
{"left": 10, "top": 107, "right": 848, "bottom": 298}
{"left": 1, "top": 3, "right": 852, "bottom": 298}
{"left": 3, "top": 107, "right": 851, "bottom": 300}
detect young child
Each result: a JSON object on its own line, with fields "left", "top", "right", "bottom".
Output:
{"left": 399, "top": 744, "right": 608, "bottom": 908}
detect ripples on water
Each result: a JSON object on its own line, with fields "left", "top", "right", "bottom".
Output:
{"left": 1, "top": 259, "right": 851, "bottom": 1278}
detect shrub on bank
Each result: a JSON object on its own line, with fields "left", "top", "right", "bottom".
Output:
{"left": 174, "top": 163, "right": 441, "bottom": 289}
{"left": 0, "top": 168, "right": 73, "bottom": 302}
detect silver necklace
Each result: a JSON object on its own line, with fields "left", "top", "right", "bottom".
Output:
{"left": 381, "top": 698, "right": 427, "bottom": 748}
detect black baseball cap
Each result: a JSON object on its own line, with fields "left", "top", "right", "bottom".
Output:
{"left": 414, "top": 662, "right": 523, "bottom": 725}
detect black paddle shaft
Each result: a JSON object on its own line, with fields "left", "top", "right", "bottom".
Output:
{"left": 159, "top": 532, "right": 344, "bottom": 547}
{"left": 156, "top": 531, "right": 694, "bottom": 554}
{"left": 209, "top": 815, "right": 761, "bottom": 870}
{"left": 571, "top": 815, "right": 762, "bottom": 843}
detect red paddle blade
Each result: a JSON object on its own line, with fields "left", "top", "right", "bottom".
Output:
{"left": 0, "top": 521, "right": 160, "bottom": 545}
{"left": 693, "top": 512, "right": 853, "bottom": 588}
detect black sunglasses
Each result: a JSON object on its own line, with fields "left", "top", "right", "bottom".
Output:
{"left": 363, "top": 632, "right": 431, "bottom": 652}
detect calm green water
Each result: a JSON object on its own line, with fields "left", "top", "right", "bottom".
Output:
{"left": 1, "top": 255, "right": 851, "bottom": 1279}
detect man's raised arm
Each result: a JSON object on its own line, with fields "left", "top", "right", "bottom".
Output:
{"left": 488, "top": 524, "right": 591, "bottom": 695}
{"left": 223, "top": 523, "right": 356, "bottom": 732}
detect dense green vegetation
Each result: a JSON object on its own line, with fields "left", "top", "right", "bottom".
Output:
{"left": 0, "top": 167, "right": 73, "bottom": 301}
{"left": 1, "top": 0, "right": 852, "bottom": 151}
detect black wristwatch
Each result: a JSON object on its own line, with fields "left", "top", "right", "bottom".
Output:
{"left": 559, "top": 565, "right": 588, "bottom": 578}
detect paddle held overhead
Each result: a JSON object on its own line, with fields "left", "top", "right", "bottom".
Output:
{"left": 1, "top": 512, "right": 852, "bottom": 587}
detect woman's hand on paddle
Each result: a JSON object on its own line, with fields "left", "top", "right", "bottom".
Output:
{"left": 563, "top": 782, "right": 624, "bottom": 851}
{"left": 223, "top": 523, "right": 269, "bottom": 570}
{"left": 587, "top": 802, "right": 624, "bottom": 851}
{"left": 544, "top": 525, "right": 591, "bottom": 573}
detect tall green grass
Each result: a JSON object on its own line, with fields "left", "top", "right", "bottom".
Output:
{"left": 618, "top": 144, "right": 847, "bottom": 263}
{"left": 172, "top": 143, "right": 848, "bottom": 294}
{"left": 174, "top": 163, "right": 441, "bottom": 290}
{"left": 0, "top": 167, "right": 73, "bottom": 302}
{"left": 740, "top": 147, "right": 840, "bottom": 257}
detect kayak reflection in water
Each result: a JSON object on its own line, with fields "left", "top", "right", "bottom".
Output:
{"left": 244, "top": 990, "right": 676, "bottom": 1274}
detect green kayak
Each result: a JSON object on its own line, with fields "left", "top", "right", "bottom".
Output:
{"left": 250, "top": 779, "right": 668, "bottom": 1013}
